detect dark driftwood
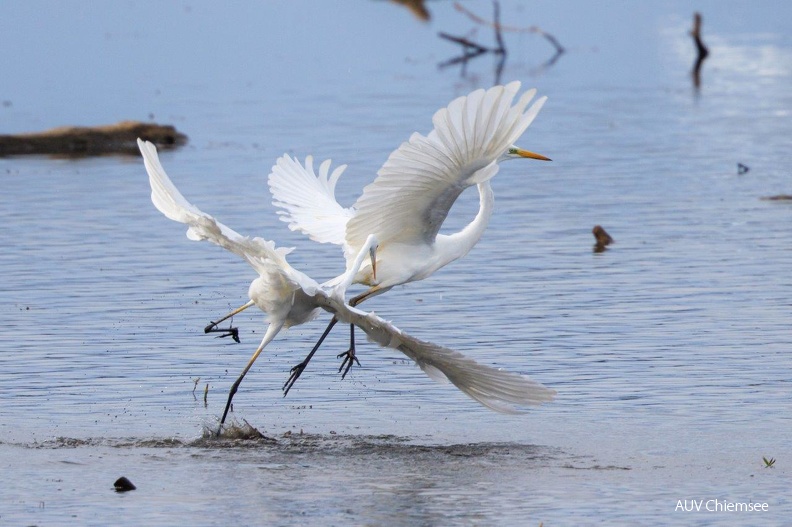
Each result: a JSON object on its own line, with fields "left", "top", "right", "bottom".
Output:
{"left": 760, "top": 195, "right": 792, "bottom": 201}
{"left": 0, "top": 121, "right": 187, "bottom": 157}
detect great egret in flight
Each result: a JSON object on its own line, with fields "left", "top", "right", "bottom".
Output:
{"left": 138, "top": 139, "right": 555, "bottom": 425}
{"left": 268, "top": 81, "right": 549, "bottom": 392}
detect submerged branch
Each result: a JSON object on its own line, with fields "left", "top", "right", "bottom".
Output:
{"left": 690, "top": 12, "right": 710, "bottom": 89}
{"left": 453, "top": 1, "right": 565, "bottom": 53}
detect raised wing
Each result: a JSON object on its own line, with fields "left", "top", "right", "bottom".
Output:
{"left": 312, "top": 293, "right": 556, "bottom": 413}
{"left": 268, "top": 154, "right": 355, "bottom": 246}
{"left": 345, "top": 82, "right": 546, "bottom": 251}
{"left": 138, "top": 139, "right": 300, "bottom": 282}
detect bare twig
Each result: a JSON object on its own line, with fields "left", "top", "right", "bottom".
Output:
{"left": 438, "top": 32, "right": 488, "bottom": 54}
{"left": 439, "top": 1, "right": 508, "bottom": 83}
{"left": 454, "top": 1, "right": 565, "bottom": 53}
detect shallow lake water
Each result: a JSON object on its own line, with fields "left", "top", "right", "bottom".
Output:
{"left": 1, "top": 1, "right": 791, "bottom": 525}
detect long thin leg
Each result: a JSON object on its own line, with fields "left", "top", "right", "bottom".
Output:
{"left": 205, "top": 300, "right": 255, "bottom": 333}
{"left": 282, "top": 286, "right": 393, "bottom": 394}
{"left": 335, "top": 288, "right": 387, "bottom": 378}
{"left": 282, "top": 316, "right": 339, "bottom": 396}
{"left": 337, "top": 321, "right": 360, "bottom": 379}
{"left": 218, "top": 322, "right": 283, "bottom": 433}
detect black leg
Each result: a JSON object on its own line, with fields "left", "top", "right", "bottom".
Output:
{"left": 282, "top": 316, "right": 339, "bottom": 396}
{"left": 337, "top": 323, "right": 361, "bottom": 379}
{"left": 219, "top": 377, "right": 242, "bottom": 426}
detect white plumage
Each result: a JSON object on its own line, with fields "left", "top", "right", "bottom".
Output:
{"left": 268, "top": 82, "right": 549, "bottom": 382}
{"left": 138, "top": 139, "right": 554, "bottom": 425}
{"left": 270, "top": 81, "right": 547, "bottom": 297}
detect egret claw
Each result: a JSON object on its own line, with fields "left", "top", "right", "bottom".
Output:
{"left": 283, "top": 362, "right": 307, "bottom": 396}
{"left": 337, "top": 348, "right": 360, "bottom": 379}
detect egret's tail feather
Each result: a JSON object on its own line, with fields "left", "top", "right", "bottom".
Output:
{"left": 323, "top": 301, "right": 555, "bottom": 413}
{"left": 403, "top": 341, "right": 556, "bottom": 413}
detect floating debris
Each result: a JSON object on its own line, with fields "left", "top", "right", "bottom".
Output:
{"left": 592, "top": 225, "right": 614, "bottom": 253}
{"left": 0, "top": 121, "right": 187, "bottom": 157}
{"left": 760, "top": 195, "right": 792, "bottom": 201}
{"left": 113, "top": 476, "right": 136, "bottom": 492}
{"left": 737, "top": 163, "right": 750, "bottom": 174}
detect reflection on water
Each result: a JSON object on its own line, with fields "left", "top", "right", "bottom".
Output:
{"left": 1, "top": 1, "right": 792, "bottom": 525}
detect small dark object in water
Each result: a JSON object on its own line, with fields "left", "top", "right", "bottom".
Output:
{"left": 390, "top": 0, "right": 430, "bottom": 21}
{"left": 737, "top": 163, "right": 750, "bottom": 174}
{"left": 0, "top": 121, "right": 187, "bottom": 157}
{"left": 760, "top": 194, "right": 792, "bottom": 201}
{"left": 690, "top": 12, "right": 709, "bottom": 89}
{"left": 592, "top": 225, "right": 614, "bottom": 253}
{"left": 113, "top": 476, "right": 136, "bottom": 492}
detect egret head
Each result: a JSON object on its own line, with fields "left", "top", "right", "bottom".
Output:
{"left": 500, "top": 146, "right": 551, "bottom": 163}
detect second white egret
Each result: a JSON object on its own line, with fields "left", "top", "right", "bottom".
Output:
{"left": 269, "top": 81, "right": 550, "bottom": 391}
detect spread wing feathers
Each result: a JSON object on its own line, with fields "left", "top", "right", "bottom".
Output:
{"left": 138, "top": 139, "right": 297, "bottom": 280}
{"left": 346, "top": 81, "right": 546, "bottom": 250}
{"left": 268, "top": 154, "right": 355, "bottom": 246}
{"left": 313, "top": 294, "right": 556, "bottom": 413}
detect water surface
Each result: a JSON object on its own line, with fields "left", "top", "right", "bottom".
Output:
{"left": 1, "top": 1, "right": 791, "bottom": 525}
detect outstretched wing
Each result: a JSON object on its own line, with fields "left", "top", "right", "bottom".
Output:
{"left": 345, "top": 81, "right": 546, "bottom": 251}
{"left": 312, "top": 293, "right": 556, "bottom": 413}
{"left": 138, "top": 139, "right": 303, "bottom": 285}
{"left": 268, "top": 154, "right": 355, "bottom": 246}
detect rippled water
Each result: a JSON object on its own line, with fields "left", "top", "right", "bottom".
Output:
{"left": 2, "top": 1, "right": 791, "bottom": 525}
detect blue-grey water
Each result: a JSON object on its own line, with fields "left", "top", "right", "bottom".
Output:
{"left": 1, "top": 1, "right": 791, "bottom": 525}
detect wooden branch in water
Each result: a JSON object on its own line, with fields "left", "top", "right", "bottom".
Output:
{"left": 0, "top": 120, "right": 187, "bottom": 157}
{"left": 438, "top": 32, "right": 488, "bottom": 55}
{"left": 439, "top": 2, "right": 507, "bottom": 83}
{"left": 690, "top": 12, "right": 709, "bottom": 89}
{"left": 453, "top": 1, "right": 565, "bottom": 53}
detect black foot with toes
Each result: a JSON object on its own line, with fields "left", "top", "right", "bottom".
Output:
{"left": 337, "top": 348, "right": 361, "bottom": 380}
{"left": 204, "top": 322, "right": 240, "bottom": 343}
{"left": 283, "top": 362, "right": 308, "bottom": 396}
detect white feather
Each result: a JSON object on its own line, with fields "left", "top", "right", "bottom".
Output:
{"left": 268, "top": 154, "right": 354, "bottom": 246}
{"left": 140, "top": 138, "right": 555, "bottom": 413}
{"left": 346, "top": 82, "right": 545, "bottom": 251}
{"left": 313, "top": 301, "right": 556, "bottom": 413}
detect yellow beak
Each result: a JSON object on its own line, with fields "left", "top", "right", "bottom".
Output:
{"left": 513, "top": 148, "right": 552, "bottom": 161}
